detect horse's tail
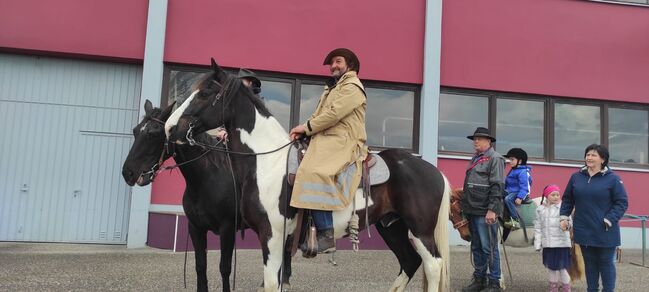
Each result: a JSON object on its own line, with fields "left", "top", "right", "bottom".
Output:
{"left": 433, "top": 174, "right": 451, "bottom": 291}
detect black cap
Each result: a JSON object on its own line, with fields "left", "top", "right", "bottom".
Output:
{"left": 467, "top": 127, "right": 496, "bottom": 142}
{"left": 504, "top": 148, "right": 528, "bottom": 164}
{"left": 323, "top": 48, "right": 360, "bottom": 74}
{"left": 237, "top": 68, "right": 261, "bottom": 88}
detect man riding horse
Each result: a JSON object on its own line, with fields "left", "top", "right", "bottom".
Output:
{"left": 289, "top": 48, "right": 368, "bottom": 254}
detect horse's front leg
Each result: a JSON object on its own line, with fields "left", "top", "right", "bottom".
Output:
{"left": 218, "top": 222, "right": 235, "bottom": 292}
{"left": 188, "top": 222, "right": 209, "bottom": 292}
{"left": 259, "top": 226, "right": 286, "bottom": 292}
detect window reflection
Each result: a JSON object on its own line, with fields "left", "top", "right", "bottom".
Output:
{"left": 167, "top": 70, "right": 205, "bottom": 106}
{"left": 260, "top": 80, "right": 292, "bottom": 131}
{"left": 439, "top": 93, "right": 488, "bottom": 153}
{"left": 609, "top": 108, "right": 648, "bottom": 164}
{"left": 365, "top": 88, "right": 414, "bottom": 149}
{"left": 300, "top": 85, "right": 415, "bottom": 149}
{"left": 554, "top": 104, "right": 600, "bottom": 160}
{"left": 496, "top": 99, "right": 544, "bottom": 158}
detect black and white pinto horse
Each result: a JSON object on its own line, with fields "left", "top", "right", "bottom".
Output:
{"left": 166, "top": 59, "right": 451, "bottom": 292}
{"left": 121, "top": 100, "right": 292, "bottom": 292}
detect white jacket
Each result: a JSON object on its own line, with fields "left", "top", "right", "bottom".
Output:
{"left": 534, "top": 202, "right": 572, "bottom": 250}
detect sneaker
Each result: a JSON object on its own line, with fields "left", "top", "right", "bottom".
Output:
{"left": 462, "top": 276, "right": 486, "bottom": 292}
{"left": 504, "top": 219, "right": 520, "bottom": 230}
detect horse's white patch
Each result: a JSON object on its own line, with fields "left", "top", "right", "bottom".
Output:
{"left": 388, "top": 272, "right": 410, "bottom": 292}
{"left": 238, "top": 110, "right": 296, "bottom": 291}
{"left": 165, "top": 90, "right": 198, "bottom": 138}
{"left": 140, "top": 122, "right": 148, "bottom": 132}
{"left": 409, "top": 233, "right": 442, "bottom": 292}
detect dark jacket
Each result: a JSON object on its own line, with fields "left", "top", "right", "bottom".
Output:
{"left": 462, "top": 147, "right": 506, "bottom": 216}
{"left": 505, "top": 165, "right": 532, "bottom": 199}
{"left": 560, "top": 166, "right": 628, "bottom": 247}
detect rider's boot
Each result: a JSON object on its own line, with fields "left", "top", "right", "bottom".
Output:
{"left": 316, "top": 228, "right": 335, "bottom": 254}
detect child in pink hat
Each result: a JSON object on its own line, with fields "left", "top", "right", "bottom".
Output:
{"left": 534, "top": 185, "right": 573, "bottom": 292}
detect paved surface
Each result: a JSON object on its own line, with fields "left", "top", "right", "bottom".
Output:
{"left": 1, "top": 242, "right": 648, "bottom": 291}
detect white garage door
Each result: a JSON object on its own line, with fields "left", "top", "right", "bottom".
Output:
{"left": 0, "top": 54, "right": 141, "bottom": 243}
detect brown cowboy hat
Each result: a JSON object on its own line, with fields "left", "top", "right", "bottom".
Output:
{"left": 323, "top": 48, "right": 360, "bottom": 74}
{"left": 467, "top": 127, "right": 496, "bottom": 142}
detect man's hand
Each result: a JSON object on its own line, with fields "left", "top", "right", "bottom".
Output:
{"left": 515, "top": 198, "right": 522, "bottom": 205}
{"left": 216, "top": 129, "right": 228, "bottom": 141}
{"left": 485, "top": 210, "right": 497, "bottom": 225}
{"left": 289, "top": 124, "right": 306, "bottom": 141}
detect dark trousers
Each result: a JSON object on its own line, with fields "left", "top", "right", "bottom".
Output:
{"left": 581, "top": 245, "right": 617, "bottom": 292}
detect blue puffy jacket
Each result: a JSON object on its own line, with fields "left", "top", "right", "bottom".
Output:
{"left": 560, "top": 167, "right": 628, "bottom": 247}
{"left": 505, "top": 165, "right": 532, "bottom": 200}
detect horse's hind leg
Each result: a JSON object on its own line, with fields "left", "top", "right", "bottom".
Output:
{"left": 218, "top": 223, "right": 235, "bottom": 292}
{"left": 376, "top": 220, "right": 421, "bottom": 292}
{"left": 188, "top": 223, "right": 209, "bottom": 292}
{"left": 410, "top": 234, "right": 444, "bottom": 292}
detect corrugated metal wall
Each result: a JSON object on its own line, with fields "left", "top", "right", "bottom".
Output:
{"left": 0, "top": 54, "right": 141, "bottom": 243}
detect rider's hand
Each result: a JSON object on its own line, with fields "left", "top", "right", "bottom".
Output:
{"left": 216, "top": 129, "right": 228, "bottom": 141}
{"left": 485, "top": 210, "right": 497, "bottom": 225}
{"left": 515, "top": 198, "right": 522, "bottom": 205}
{"left": 289, "top": 125, "right": 306, "bottom": 141}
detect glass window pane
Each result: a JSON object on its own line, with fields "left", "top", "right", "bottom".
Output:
{"left": 167, "top": 70, "right": 205, "bottom": 106}
{"left": 496, "top": 99, "right": 544, "bottom": 158}
{"left": 300, "top": 84, "right": 415, "bottom": 149}
{"left": 299, "top": 84, "right": 323, "bottom": 123}
{"left": 260, "top": 80, "right": 292, "bottom": 131}
{"left": 365, "top": 87, "right": 414, "bottom": 149}
{"left": 439, "top": 93, "right": 488, "bottom": 153}
{"left": 554, "top": 103, "right": 600, "bottom": 160}
{"left": 609, "top": 108, "right": 648, "bottom": 164}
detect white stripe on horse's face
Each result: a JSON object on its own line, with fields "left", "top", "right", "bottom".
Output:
{"left": 140, "top": 122, "right": 147, "bottom": 133}
{"left": 165, "top": 90, "right": 198, "bottom": 139}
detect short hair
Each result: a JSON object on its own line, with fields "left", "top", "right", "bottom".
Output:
{"left": 584, "top": 144, "right": 610, "bottom": 168}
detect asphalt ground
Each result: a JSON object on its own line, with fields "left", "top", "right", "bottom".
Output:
{"left": 1, "top": 242, "right": 648, "bottom": 291}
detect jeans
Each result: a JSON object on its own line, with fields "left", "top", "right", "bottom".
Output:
{"left": 581, "top": 246, "right": 617, "bottom": 292}
{"left": 311, "top": 210, "right": 333, "bottom": 231}
{"left": 504, "top": 192, "right": 520, "bottom": 220}
{"left": 468, "top": 214, "right": 501, "bottom": 281}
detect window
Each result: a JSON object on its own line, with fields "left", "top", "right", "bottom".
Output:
{"left": 440, "top": 88, "right": 649, "bottom": 168}
{"left": 554, "top": 103, "right": 600, "bottom": 161}
{"left": 496, "top": 99, "right": 544, "bottom": 158}
{"left": 609, "top": 108, "right": 648, "bottom": 164}
{"left": 164, "top": 65, "right": 420, "bottom": 152}
{"left": 438, "top": 93, "right": 488, "bottom": 153}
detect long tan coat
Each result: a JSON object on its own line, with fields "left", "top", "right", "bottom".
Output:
{"left": 290, "top": 71, "right": 368, "bottom": 210}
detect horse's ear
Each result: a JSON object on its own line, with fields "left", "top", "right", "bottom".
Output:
{"left": 210, "top": 57, "right": 228, "bottom": 81}
{"left": 161, "top": 101, "right": 176, "bottom": 120}
{"left": 144, "top": 99, "right": 153, "bottom": 115}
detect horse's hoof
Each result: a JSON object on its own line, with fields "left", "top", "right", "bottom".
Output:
{"left": 281, "top": 283, "right": 291, "bottom": 291}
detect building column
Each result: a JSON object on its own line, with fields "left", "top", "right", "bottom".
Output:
{"left": 419, "top": 0, "right": 443, "bottom": 165}
{"left": 127, "top": 0, "right": 168, "bottom": 248}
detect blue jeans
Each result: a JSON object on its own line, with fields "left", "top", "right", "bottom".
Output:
{"left": 311, "top": 210, "right": 333, "bottom": 231}
{"left": 581, "top": 246, "right": 617, "bottom": 292}
{"left": 504, "top": 192, "right": 520, "bottom": 220}
{"left": 468, "top": 214, "right": 501, "bottom": 281}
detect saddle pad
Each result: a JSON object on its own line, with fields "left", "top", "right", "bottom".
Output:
{"left": 288, "top": 147, "right": 389, "bottom": 186}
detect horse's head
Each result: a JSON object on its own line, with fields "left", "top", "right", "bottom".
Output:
{"left": 122, "top": 99, "right": 176, "bottom": 186}
{"left": 450, "top": 188, "right": 472, "bottom": 242}
{"left": 166, "top": 58, "right": 243, "bottom": 144}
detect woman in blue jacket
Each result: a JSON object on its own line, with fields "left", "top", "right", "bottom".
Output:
{"left": 560, "top": 144, "right": 628, "bottom": 292}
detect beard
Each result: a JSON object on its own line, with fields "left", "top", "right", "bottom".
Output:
{"left": 331, "top": 68, "right": 348, "bottom": 78}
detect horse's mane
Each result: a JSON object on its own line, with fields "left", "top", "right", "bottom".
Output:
{"left": 194, "top": 71, "right": 274, "bottom": 118}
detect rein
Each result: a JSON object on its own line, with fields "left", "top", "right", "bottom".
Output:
{"left": 185, "top": 124, "right": 297, "bottom": 156}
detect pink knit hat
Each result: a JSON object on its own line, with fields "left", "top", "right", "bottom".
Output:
{"left": 543, "top": 184, "right": 561, "bottom": 197}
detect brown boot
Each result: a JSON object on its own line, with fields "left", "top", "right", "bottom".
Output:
{"left": 316, "top": 229, "right": 335, "bottom": 254}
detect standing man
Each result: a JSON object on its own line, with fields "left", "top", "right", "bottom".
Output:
{"left": 461, "top": 127, "right": 505, "bottom": 292}
{"left": 289, "top": 48, "right": 368, "bottom": 254}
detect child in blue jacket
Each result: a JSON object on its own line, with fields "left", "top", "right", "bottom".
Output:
{"left": 503, "top": 148, "right": 532, "bottom": 229}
